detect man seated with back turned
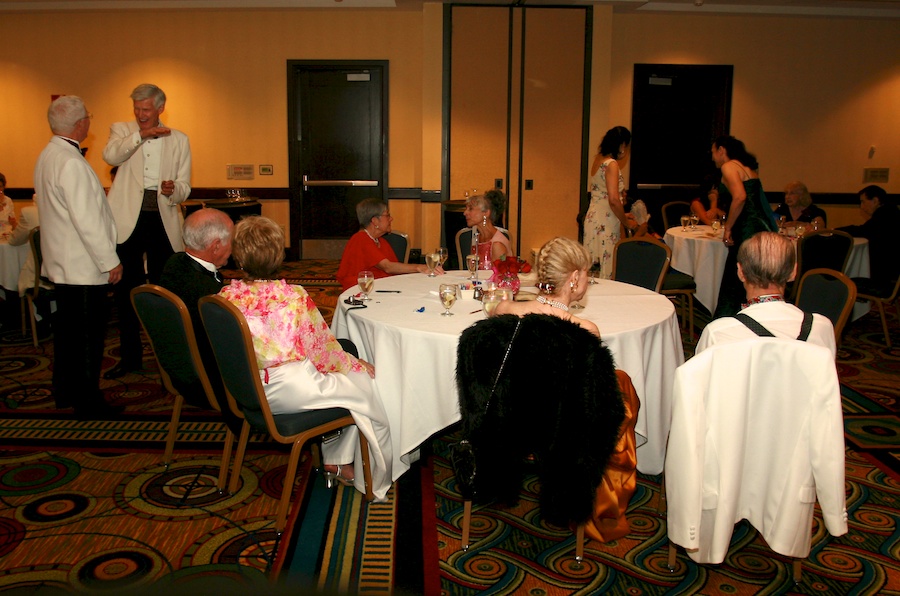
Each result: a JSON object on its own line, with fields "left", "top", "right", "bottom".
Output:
{"left": 696, "top": 231, "right": 836, "bottom": 357}
{"left": 158, "top": 208, "right": 240, "bottom": 427}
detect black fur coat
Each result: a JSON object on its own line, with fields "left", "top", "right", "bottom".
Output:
{"left": 455, "top": 314, "right": 625, "bottom": 527}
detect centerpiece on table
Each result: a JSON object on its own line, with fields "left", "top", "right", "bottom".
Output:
{"left": 489, "top": 256, "right": 533, "bottom": 296}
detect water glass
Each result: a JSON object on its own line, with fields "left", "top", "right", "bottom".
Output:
{"left": 358, "top": 270, "right": 374, "bottom": 301}
{"left": 466, "top": 254, "right": 478, "bottom": 280}
{"left": 439, "top": 283, "right": 458, "bottom": 316}
{"left": 690, "top": 214, "right": 699, "bottom": 230}
{"left": 425, "top": 252, "right": 440, "bottom": 277}
{"left": 437, "top": 247, "right": 449, "bottom": 268}
{"left": 680, "top": 215, "right": 690, "bottom": 232}
{"left": 481, "top": 292, "right": 501, "bottom": 317}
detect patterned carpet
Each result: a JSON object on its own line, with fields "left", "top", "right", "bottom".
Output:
{"left": 1, "top": 260, "right": 898, "bottom": 594}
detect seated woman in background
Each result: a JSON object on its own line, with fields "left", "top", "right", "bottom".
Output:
{"left": 494, "top": 237, "right": 599, "bottom": 337}
{"left": 0, "top": 172, "right": 18, "bottom": 237}
{"left": 774, "top": 181, "right": 826, "bottom": 229}
{"left": 337, "top": 198, "right": 441, "bottom": 291}
{"left": 221, "top": 216, "right": 393, "bottom": 500}
{"left": 464, "top": 189, "right": 512, "bottom": 269}
{"left": 690, "top": 174, "right": 725, "bottom": 226}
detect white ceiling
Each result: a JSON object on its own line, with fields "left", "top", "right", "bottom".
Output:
{"left": 1, "top": 0, "right": 899, "bottom": 18}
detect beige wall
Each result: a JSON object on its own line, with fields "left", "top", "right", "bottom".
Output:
{"left": 2, "top": 6, "right": 896, "bottom": 253}
{"left": 609, "top": 13, "right": 900, "bottom": 199}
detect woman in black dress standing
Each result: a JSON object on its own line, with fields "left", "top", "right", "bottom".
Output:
{"left": 712, "top": 136, "right": 777, "bottom": 319}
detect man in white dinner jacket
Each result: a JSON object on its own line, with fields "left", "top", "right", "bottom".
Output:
{"left": 696, "top": 231, "right": 835, "bottom": 356}
{"left": 34, "top": 95, "right": 123, "bottom": 418}
{"left": 103, "top": 83, "right": 191, "bottom": 378}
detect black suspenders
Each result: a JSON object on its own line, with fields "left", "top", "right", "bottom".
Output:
{"left": 733, "top": 312, "right": 814, "bottom": 341}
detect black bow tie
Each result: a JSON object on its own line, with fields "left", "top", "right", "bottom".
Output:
{"left": 61, "top": 138, "right": 88, "bottom": 156}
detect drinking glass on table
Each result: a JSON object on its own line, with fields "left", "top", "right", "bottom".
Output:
{"left": 437, "top": 247, "right": 449, "bottom": 269}
{"left": 466, "top": 254, "right": 478, "bottom": 280}
{"left": 690, "top": 214, "right": 699, "bottom": 230}
{"left": 425, "top": 252, "right": 440, "bottom": 277}
{"left": 481, "top": 292, "right": 501, "bottom": 317}
{"left": 680, "top": 215, "right": 690, "bottom": 232}
{"left": 439, "top": 283, "right": 458, "bottom": 316}
{"left": 589, "top": 259, "right": 601, "bottom": 284}
{"left": 358, "top": 270, "right": 374, "bottom": 301}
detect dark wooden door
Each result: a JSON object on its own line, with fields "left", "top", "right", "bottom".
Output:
{"left": 288, "top": 61, "right": 387, "bottom": 259}
{"left": 629, "top": 64, "right": 732, "bottom": 225}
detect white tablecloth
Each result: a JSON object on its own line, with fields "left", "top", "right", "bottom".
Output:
{"left": 0, "top": 239, "right": 28, "bottom": 293}
{"left": 664, "top": 226, "right": 870, "bottom": 316}
{"left": 664, "top": 225, "right": 728, "bottom": 313}
{"left": 332, "top": 271, "right": 684, "bottom": 478}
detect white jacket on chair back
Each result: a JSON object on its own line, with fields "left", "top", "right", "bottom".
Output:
{"left": 665, "top": 337, "right": 848, "bottom": 564}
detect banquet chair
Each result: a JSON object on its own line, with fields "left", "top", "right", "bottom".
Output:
{"left": 854, "top": 275, "right": 900, "bottom": 348}
{"left": 664, "top": 338, "right": 847, "bottom": 583}
{"left": 199, "top": 295, "right": 374, "bottom": 533}
{"left": 130, "top": 285, "right": 234, "bottom": 491}
{"left": 455, "top": 227, "right": 512, "bottom": 269}
{"left": 789, "top": 229, "right": 853, "bottom": 300}
{"left": 661, "top": 201, "right": 692, "bottom": 231}
{"left": 661, "top": 270, "right": 697, "bottom": 340}
{"left": 612, "top": 236, "right": 671, "bottom": 293}
{"left": 20, "top": 228, "right": 54, "bottom": 347}
{"left": 795, "top": 268, "right": 856, "bottom": 346}
{"left": 454, "top": 314, "right": 631, "bottom": 560}
{"left": 383, "top": 231, "right": 410, "bottom": 263}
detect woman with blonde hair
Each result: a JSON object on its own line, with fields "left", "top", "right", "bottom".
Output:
{"left": 219, "top": 216, "right": 393, "bottom": 500}
{"left": 774, "top": 181, "right": 826, "bottom": 229}
{"left": 494, "top": 237, "right": 599, "bottom": 337}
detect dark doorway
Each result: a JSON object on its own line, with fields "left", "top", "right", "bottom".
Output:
{"left": 629, "top": 64, "right": 732, "bottom": 225}
{"left": 287, "top": 61, "right": 388, "bottom": 259}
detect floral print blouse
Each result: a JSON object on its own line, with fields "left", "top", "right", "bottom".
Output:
{"left": 219, "top": 279, "right": 364, "bottom": 375}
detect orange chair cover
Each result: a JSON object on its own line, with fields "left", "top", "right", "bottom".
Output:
{"left": 582, "top": 369, "right": 640, "bottom": 542}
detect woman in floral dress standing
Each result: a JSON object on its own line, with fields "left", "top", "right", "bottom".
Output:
{"left": 583, "top": 126, "right": 633, "bottom": 279}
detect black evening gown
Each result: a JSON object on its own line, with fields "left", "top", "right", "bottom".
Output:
{"left": 713, "top": 178, "right": 776, "bottom": 319}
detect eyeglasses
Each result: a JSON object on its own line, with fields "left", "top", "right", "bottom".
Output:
{"left": 380, "top": 212, "right": 391, "bottom": 218}
{"left": 78, "top": 113, "right": 93, "bottom": 122}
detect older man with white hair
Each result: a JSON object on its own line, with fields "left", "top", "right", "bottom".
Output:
{"left": 696, "top": 231, "right": 835, "bottom": 356}
{"left": 34, "top": 95, "right": 123, "bottom": 418}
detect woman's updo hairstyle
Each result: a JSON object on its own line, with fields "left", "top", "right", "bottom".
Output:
{"left": 469, "top": 188, "right": 507, "bottom": 225}
{"left": 232, "top": 216, "right": 285, "bottom": 279}
{"left": 536, "top": 237, "right": 591, "bottom": 295}
{"left": 713, "top": 135, "right": 759, "bottom": 171}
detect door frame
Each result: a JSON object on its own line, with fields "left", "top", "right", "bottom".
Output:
{"left": 286, "top": 59, "right": 389, "bottom": 260}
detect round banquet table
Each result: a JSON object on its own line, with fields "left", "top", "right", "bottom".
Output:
{"left": 664, "top": 225, "right": 870, "bottom": 316}
{"left": 0, "top": 238, "right": 29, "bottom": 295}
{"left": 331, "top": 270, "right": 684, "bottom": 479}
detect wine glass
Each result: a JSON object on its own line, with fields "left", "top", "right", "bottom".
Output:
{"left": 466, "top": 254, "right": 478, "bottom": 280}
{"left": 425, "top": 252, "right": 440, "bottom": 277}
{"left": 437, "top": 247, "right": 449, "bottom": 269}
{"left": 710, "top": 218, "right": 721, "bottom": 234}
{"left": 481, "top": 292, "right": 501, "bottom": 317}
{"left": 588, "top": 259, "right": 601, "bottom": 285}
{"left": 357, "top": 270, "right": 374, "bottom": 301}
{"left": 795, "top": 223, "right": 807, "bottom": 238}
{"left": 690, "top": 214, "right": 699, "bottom": 230}
{"left": 439, "top": 283, "right": 458, "bottom": 316}
{"left": 680, "top": 215, "right": 690, "bottom": 232}
{"left": 777, "top": 215, "right": 787, "bottom": 235}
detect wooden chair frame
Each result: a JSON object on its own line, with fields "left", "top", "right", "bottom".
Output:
{"left": 856, "top": 275, "right": 900, "bottom": 348}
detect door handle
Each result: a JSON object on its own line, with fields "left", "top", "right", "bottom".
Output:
{"left": 303, "top": 174, "right": 378, "bottom": 191}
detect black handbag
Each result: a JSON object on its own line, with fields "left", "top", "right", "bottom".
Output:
{"left": 450, "top": 318, "right": 522, "bottom": 501}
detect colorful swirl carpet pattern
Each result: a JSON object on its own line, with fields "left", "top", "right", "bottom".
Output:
{"left": 0, "top": 259, "right": 898, "bottom": 594}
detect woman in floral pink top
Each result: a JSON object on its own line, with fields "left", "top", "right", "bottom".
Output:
{"left": 220, "top": 217, "right": 392, "bottom": 500}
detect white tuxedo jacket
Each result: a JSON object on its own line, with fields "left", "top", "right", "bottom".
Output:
{"left": 103, "top": 120, "right": 191, "bottom": 251}
{"left": 665, "top": 338, "right": 848, "bottom": 564}
{"left": 33, "top": 137, "right": 119, "bottom": 285}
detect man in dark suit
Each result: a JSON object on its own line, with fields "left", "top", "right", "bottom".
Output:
{"left": 159, "top": 207, "right": 233, "bottom": 323}
{"left": 158, "top": 208, "right": 239, "bottom": 428}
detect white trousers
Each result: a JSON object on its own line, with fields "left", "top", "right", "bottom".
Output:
{"left": 262, "top": 359, "right": 393, "bottom": 501}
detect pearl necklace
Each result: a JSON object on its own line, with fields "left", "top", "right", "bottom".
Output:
{"left": 536, "top": 295, "right": 569, "bottom": 312}
{"left": 364, "top": 228, "right": 380, "bottom": 247}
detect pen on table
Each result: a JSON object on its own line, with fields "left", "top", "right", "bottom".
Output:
{"left": 376, "top": 290, "right": 401, "bottom": 293}
{"left": 469, "top": 309, "right": 482, "bottom": 314}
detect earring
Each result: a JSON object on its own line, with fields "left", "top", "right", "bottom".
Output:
{"left": 482, "top": 215, "right": 488, "bottom": 226}
{"left": 570, "top": 281, "right": 575, "bottom": 290}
